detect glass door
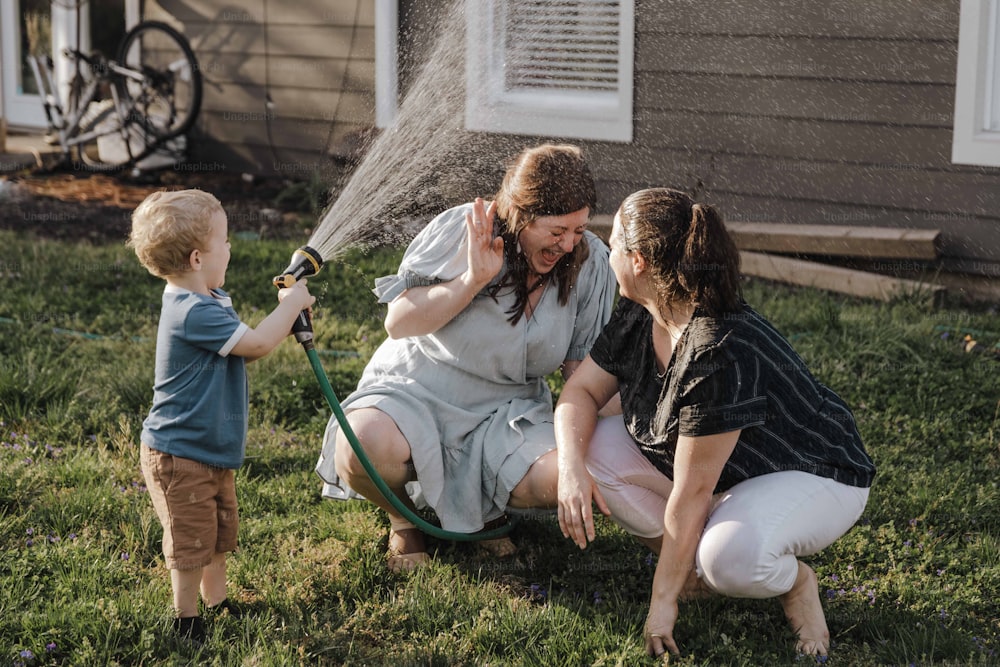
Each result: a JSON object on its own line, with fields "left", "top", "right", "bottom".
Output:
{"left": 2, "top": 0, "right": 128, "bottom": 129}
{"left": 1, "top": 0, "right": 51, "bottom": 128}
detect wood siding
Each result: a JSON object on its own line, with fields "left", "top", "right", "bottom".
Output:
{"left": 146, "top": 0, "right": 1000, "bottom": 273}
{"left": 145, "top": 0, "right": 375, "bottom": 174}
{"left": 622, "top": 1, "right": 999, "bottom": 272}
{"left": 398, "top": 0, "right": 1000, "bottom": 273}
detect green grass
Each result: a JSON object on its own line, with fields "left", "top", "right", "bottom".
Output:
{"left": 1, "top": 230, "right": 998, "bottom": 665}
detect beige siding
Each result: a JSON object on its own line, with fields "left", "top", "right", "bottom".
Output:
{"left": 146, "top": 0, "right": 375, "bottom": 173}
{"left": 394, "top": 0, "right": 998, "bottom": 271}
{"left": 627, "top": 2, "right": 1000, "bottom": 272}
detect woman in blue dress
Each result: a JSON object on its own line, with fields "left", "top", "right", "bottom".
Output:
{"left": 316, "top": 144, "right": 617, "bottom": 570}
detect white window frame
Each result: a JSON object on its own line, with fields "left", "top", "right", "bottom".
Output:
{"left": 465, "top": 0, "right": 634, "bottom": 142}
{"left": 953, "top": 0, "right": 1000, "bottom": 167}
{"left": 374, "top": 0, "right": 399, "bottom": 129}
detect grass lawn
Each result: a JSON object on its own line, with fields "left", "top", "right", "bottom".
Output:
{"left": 1, "top": 230, "right": 998, "bottom": 666}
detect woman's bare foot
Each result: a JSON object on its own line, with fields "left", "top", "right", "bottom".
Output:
{"left": 477, "top": 516, "right": 517, "bottom": 557}
{"left": 679, "top": 568, "right": 713, "bottom": 601}
{"left": 478, "top": 536, "right": 517, "bottom": 558}
{"left": 387, "top": 527, "right": 430, "bottom": 573}
{"left": 779, "top": 561, "right": 830, "bottom": 655}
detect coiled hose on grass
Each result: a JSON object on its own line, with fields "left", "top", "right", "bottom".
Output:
{"left": 304, "top": 345, "right": 517, "bottom": 541}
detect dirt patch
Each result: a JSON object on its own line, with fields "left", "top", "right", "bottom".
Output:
{"left": 0, "top": 168, "right": 327, "bottom": 244}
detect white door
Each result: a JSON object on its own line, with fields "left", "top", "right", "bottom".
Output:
{"left": 0, "top": 0, "right": 50, "bottom": 128}
{"left": 1, "top": 0, "right": 135, "bottom": 130}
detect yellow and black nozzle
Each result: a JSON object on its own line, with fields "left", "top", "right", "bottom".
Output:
{"left": 273, "top": 245, "right": 324, "bottom": 348}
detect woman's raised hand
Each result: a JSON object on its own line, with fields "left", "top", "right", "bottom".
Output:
{"left": 464, "top": 197, "right": 504, "bottom": 290}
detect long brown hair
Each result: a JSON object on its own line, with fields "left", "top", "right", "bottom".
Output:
{"left": 490, "top": 144, "right": 597, "bottom": 324}
{"left": 618, "top": 188, "right": 742, "bottom": 316}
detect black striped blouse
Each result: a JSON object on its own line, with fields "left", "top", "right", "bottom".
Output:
{"left": 589, "top": 298, "right": 876, "bottom": 493}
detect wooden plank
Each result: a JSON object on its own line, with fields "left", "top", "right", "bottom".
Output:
{"left": 638, "top": 36, "right": 957, "bottom": 85}
{"left": 180, "top": 24, "right": 374, "bottom": 59}
{"left": 707, "top": 192, "right": 1000, "bottom": 265}
{"left": 198, "top": 111, "right": 369, "bottom": 154}
{"left": 635, "top": 73, "right": 955, "bottom": 128}
{"left": 628, "top": 111, "right": 954, "bottom": 166}
{"left": 640, "top": 1, "right": 959, "bottom": 41}
{"left": 193, "top": 53, "right": 374, "bottom": 92}
{"left": 201, "top": 84, "right": 373, "bottom": 123}
{"left": 740, "top": 251, "right": 946, "bottom": 303}
{"left": 705, "top": 153, "right": 1000, "bottom": 219}
{"left": 727, "top": 222, "right": 941, "bottom": 259}
{"left": 147, "top": 0, "right": 374, "bottom": 27}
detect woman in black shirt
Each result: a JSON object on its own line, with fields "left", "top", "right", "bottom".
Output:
{"left": 555, "top": 188, "right": 875, "bottom": 658}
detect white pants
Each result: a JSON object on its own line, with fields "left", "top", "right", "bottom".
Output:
{"left": 587, "top": 415, "right": 870, "bottom": 598}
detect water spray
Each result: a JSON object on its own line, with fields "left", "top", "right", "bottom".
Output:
{"left": 273, "top": 247, "right": 515, "bottom": 542}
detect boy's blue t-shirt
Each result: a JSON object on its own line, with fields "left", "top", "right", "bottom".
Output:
{"left": 141, "top": 285, "right": 250, "bottom": 468}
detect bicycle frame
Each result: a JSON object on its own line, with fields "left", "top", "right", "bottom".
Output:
{"left": 26, "top": 20, "right": 202, "bottom": 173}
{"left": 29, "top": 52, "right": 149, "bottom": 157}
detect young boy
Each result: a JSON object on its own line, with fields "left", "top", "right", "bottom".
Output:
{"left": 128, "top": 189, "right": 314, "bottom": 643}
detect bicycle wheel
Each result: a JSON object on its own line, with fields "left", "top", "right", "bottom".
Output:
{"left": 74, "top": 98, "right": 158, "bottom": 171}
{"left": 115, "top": 20, "right": 202, "bottom": 142}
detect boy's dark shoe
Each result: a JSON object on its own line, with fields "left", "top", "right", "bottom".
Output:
{"left": 205, "top": 598, "right": 246, "bottom": 618}
{"left": 173, "top": 615, "right": 206, "bottom": 645}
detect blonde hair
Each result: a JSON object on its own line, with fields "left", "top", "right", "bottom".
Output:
{"left": 128, "top": 189, "right": 223, "bottom": 277}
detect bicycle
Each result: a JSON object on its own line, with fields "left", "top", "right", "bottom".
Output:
{"left": 28, "top": 20, "right": 203, "bottom": 172}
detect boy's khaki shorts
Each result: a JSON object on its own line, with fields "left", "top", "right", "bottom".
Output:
{"left": 140, "top": 444, "right": 238, "bottom": 570}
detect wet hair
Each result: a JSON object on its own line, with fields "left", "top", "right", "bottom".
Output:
{"left": 618, "top": 188, "right": 742, "bottom": 316}
{"left": 490, "top": 144, "right": 597, "bottom": 324}
{"left": 128, "top": 189, "right": 223, "bottom": 278}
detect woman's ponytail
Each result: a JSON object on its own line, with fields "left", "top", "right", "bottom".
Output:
{"left": 679, "top": 201, "right": 742, "bottom": 315}
{"left": 620, "top": 188, "right": 743, "bottom": 316}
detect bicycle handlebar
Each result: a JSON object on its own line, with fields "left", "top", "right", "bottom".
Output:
{"left": 62, "top": 48, "right": 103, "bottom": 68}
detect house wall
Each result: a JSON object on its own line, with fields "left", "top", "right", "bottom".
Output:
{"left": 397, "top": 0, "right": 999, "bottom": 274}
{"left": 624, "top": 1, "right": 999, "bottom": 275}
{"left": 145, "top": 0, "right": 375, "bottom": 175}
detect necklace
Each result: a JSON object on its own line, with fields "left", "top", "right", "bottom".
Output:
{"left": 525, "top": 275, "right": 550, "bottom": 321}
{"left": 527, "top": 270, "right": 548, "bottom": 292}
{"left": 652, "top": 320, "right": 687, "bottom": 381}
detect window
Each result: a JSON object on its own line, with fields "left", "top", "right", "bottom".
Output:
{"left": 953, "top": 0, "right": 1000, "bottom": 167}
{"left": 465, "top": 0, "right": 634, "bottom": 142}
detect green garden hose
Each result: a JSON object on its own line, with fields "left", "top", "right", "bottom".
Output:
{"left": 302, "top": 344, "right": 516, "bottom": 542}
{"left": 275, "top": 246, "right": 516, "bottom": 541}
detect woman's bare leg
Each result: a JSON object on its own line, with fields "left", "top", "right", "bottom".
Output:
{"left": 507, "top": 449, "right": 559, "bottom": 509}
{"left": 780, "top": 561, "right": 830, "bottom": 655}
{"left": 476, "top": 449, "right": 559, "bottom": 558}
{"left": 334, "top": 408, "right": 427, "bottom": 570}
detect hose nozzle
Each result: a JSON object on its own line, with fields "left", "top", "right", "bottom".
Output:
{"left": 273, "top": 245, "right": 323, "bottom": 288}
{"left": 273, "top": 245, "right": 323, "bottom": 347}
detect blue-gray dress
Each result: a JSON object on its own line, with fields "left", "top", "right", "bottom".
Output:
{"left": 315, "top": 203, "right": 616, "bottom": 532}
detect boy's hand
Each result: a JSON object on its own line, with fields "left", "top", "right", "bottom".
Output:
{"left": 278, "top": 279, "right": 316, "bottom": 311}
